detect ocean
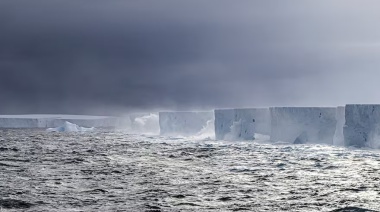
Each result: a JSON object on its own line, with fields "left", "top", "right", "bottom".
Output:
{"left": 1, "top": 129, "right": 379, "bottom": 211}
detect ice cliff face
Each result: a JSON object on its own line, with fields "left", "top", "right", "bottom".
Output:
{"left": 215, "top": 108, "right": 270, "bottom": 141}
{"left": 270, "top": 107, "right": 337, "bottom": 144}
{"left": 159, "top": 111, "right": 214, "bottom": 136}
{"left": 333, "top": 106, "right": 345, "bottom": 146}
{"left": 249, "top": 108, "right": 271, "bottom": 135}
{"left": 0, "top": 118, "right": 44, "bottom": 128}
{"left": 214, "top": 109, "right": 235, "bottom": 140}
{"left": 344, "top": 104, "right": 380, "bottom": 148}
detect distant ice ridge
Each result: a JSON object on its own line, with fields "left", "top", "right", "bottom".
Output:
{"left": 46, "top": 121, "right": 94, "bottom": 132}
{"left": 214, "top": 108, "right": 270, "bottom": 141}
{"left": 0, "top": 114, "right": 119, "bottom": 129}
{"left": 270, "top": 107, "right": 337, "bottom": 144}
{"left": 0, "top": 117, "right": 53, "bottom": 128}
{"left": 159, "top": 111, "right": 214, "bottom": 136}
{"left": 344, "top": 104, "right": 380, "bottom": 148}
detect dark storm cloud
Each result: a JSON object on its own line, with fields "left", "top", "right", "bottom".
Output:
{"left": 1, "top": 0, "right": 380, "bottom": 114}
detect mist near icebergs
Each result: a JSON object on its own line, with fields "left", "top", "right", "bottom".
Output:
{"left": 46, "top": 121, "right": 94, "bottom": 132}
{"left": 130, "top": 113, "right": 160, "bottom": 135}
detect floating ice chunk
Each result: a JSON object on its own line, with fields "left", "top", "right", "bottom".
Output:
{"left": 46, "top": 121, "right": 94, "bottom": 132}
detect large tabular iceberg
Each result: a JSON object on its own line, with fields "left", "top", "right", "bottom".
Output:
{"left": 214, "top": 108, "right": 270, "bottom": 141}
{"left": 0, "top": 115, "right": 119, "bottom": 129}
{"left": 344, "top": 104, "right": 380, "bottom": 148}
{"left": 270, "top": 107, "right": 337, "bottom": 144}
{"left": 46, "top": 121, "right": 94, "bottom": 132}
{"left": 0, "top": 117, "right": 54, "bottom": 128}
{"left": 159, "top": 111, "right": 214, "bottom": 136}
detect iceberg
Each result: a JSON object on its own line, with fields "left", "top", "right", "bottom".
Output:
{"left": 0, "top": 117, "right": 51, "bottom": 128}
{"left": 333, "top": 106, "right": 345, "bottom": 146}
{"left": 214, "top": 108, "right": 269, "bottom": 141}
{"left": 0, "top": 114, "right": 119, "bottom": 129}
{"left": 214, "top": 109, "right": 235, "bottom": 140}
{"left": 343, "top": 104, "right": 380, "bottom": 148}
{"left": 159, "top": 111, "right": 214, "bottom": 136}
{"left": 46, "top": 121, "right": 94, "bottom": 132}
{"left": 270, "top": 107, "right": 337, "bottom": 144}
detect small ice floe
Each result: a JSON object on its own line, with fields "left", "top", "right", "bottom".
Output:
{"left": 46, "top": 121, "right": 94, "bottom": 132}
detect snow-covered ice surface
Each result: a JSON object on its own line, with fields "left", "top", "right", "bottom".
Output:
{"left": 46, "top": 121, "right": 95, "bottom": 132}
{"left": 1, "top": 130, "right": 380, "bottom": 211}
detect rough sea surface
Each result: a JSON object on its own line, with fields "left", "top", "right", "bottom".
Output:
{"left": 1, "top": 129, "right": 380, "bottom": 212}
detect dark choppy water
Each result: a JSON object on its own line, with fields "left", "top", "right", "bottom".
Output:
{"left": 1, "top": 129, "right": 380, "bottom": 212}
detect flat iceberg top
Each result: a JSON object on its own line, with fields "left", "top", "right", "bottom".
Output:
{"left": 346, "top": 104, "right": 380, "bottom": 106}
{"left": 159, "top": 111, "right": 213, "bottom": 115}
{"left": 0, "top": 114, "right": 115, "bottom": 120}
{"left": 271, "top": 107, "right": 337, "bottom": 110}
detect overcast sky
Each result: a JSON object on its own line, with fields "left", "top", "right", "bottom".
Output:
{"left": 1, "top": 1, "right": 380, "bottom": 115}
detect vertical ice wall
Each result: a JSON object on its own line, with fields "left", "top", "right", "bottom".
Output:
{"left": 159, "top": 111, "right": 214, "bottom": 136}
{"left": 270, "top": 107, "right": 337, "bottom": 144}
{"left": 234, "top": 109, "right": 256, "bottom": 140}
{"left": 344, "top": 104, "right": 380, "bottom": 148}
{"left": 214, "top": 108, "right": 270, "bottom": 140}
{"left": 214, "top": 109, "right": 235, "bottom": 140}
{"left": 250, "top": 108, "right": 271, "bottom": 135}
{"left": 333, "top": 106, "right": 345, "bottom": 146}
{"left": 0, "top": 118, "right": 40, "bottom": 128}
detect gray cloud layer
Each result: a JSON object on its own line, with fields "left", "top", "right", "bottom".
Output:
{"left": 1, "top": 1, "right": 380, "bottom": 114}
